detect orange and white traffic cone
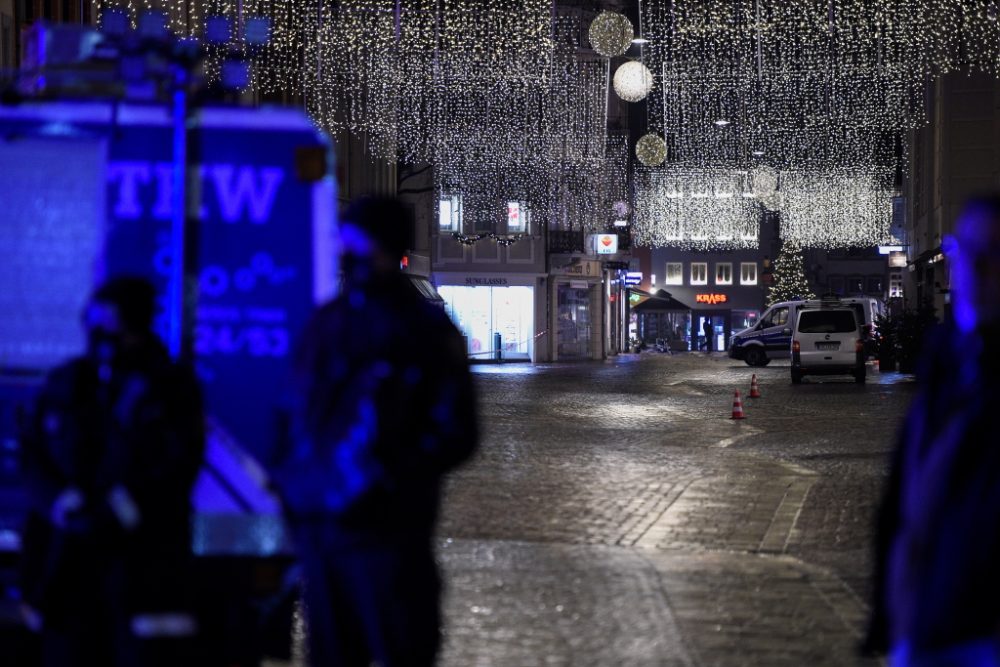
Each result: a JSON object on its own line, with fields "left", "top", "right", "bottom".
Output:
{"left": 731, "top": 389, "right": 747, "bottom": 419}
{"left": 749, "top": 374, "right": 761, "bottom": 398}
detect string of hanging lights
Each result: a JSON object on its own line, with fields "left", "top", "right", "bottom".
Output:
{"left": 779, "top": 170, "right": 896, "bottom": 248}
{"left": 97, "top": 0, "right": 992, "bottom": 251}
{"left": 633, "top": 168, "right": 761, "bottom": 250}
{"left": 633, "top": 164, "right": 897, "bottom": 249}
{"left": 438, "top": 132, "right": 628, "bottom": 237}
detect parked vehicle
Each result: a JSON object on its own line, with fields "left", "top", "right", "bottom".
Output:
{"left": 790, "top": 306, "right": 867, "bottom": 384}
{"left": 729, "top": 296, "right": 885, "bottom": 367}
{"left": 0, "top": 97, "right": 333, "bottom": 663}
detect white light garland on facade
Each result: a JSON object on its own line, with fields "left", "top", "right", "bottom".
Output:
{"left": 780, "top": 170, "right": 895, "bottom": 248}
{"left": 637, "top": 0, "right": 1000, "bottom": 188}
{"left": 634, "top": 168, "right": 760, "bottom": 250}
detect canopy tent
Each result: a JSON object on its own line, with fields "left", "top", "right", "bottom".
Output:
{"left": 631, "top": 289, "right": 692, "bottom": 350}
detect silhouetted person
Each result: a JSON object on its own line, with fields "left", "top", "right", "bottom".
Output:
{"left": 272, "top": 197, "right": 478, "bottom": 666}
{"left": 20, "top": 277, "right": 204, "bottom": 667}
{"left": 702, "top": 317, "right": 713, "bottom": 352}
{"left": 866, "top": 196, "right": 1000, "bottom": 666}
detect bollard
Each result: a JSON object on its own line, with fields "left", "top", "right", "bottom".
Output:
{"left": 494, "top": 332, "right": 502, "bottom": 362}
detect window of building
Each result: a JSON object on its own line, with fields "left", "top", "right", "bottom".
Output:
{"left": 740, "top": 262, "right": 758, "bottom": 285}
{"left": 829, "top": 275, "right": 845, "bottom": 295}
{"left": 691, "top": 262, "right": 708, "bottom": 285}
{"left": 866, "top": 275, "right": 883, "bottom": 295}
{"left": 665, "top": 262, "right": 683, "bottom": 285}
{"left": 715, "top": 262, "right": 733, "bottom": 285}
{"left": 848, "top": 275, "right": 864, "bottom": 294}
{"left": 889, "top": 272, "right": 904, "bottom": 299}
{"left": 439, "top": 193, "right": 461, "bottom": 232}
{"left": 506, "top": 201, "right": 529, "bottom": 233}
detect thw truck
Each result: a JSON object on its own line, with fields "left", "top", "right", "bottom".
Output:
{"left": 0, "top": 99, "right": 338, "bottom": 664}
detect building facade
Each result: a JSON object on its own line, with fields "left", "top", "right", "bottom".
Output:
{"left": 639, "top": 217, "right": 778, "bottom": 351}
{"left": 903, "top": 72, "right": 1000, "bottom": 319}
{"left": 644, "top": 247, "right": 769, "bottom": 351}
{"left": 802, "top": 247, "right": 891, "bottom": 303}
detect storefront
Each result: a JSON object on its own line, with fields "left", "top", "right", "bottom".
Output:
{"left": 636, "top": 289, "right": 762, "bottom": 352}
{"left": 556, "top": 281, "right": 593, "bottom": 358}
{"left": 434, "top": 274, "right": 543, "bottom": 361}
{"left": 549, "top": 258, "right": 605, "bottom": 361}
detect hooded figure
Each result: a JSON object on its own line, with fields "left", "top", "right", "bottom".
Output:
{"left": 20, "top": 277, "right": 204, "bottom": 667}
{"left": 272, "top": 196, "right": 478, "bottom": 666}
{"left": 866, "top": 196, "right": 1000, "bottom": 666}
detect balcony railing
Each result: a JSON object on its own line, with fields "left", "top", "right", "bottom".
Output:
{"left": 548, "top": 230, "right": 585, "bottom": 254}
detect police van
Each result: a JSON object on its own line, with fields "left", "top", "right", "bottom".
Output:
{"left": 729, "top": 296, "right": 885, "bottom": 367}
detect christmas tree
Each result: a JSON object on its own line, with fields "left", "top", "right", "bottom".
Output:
{"left": 766, "top": 240, "right": 815, "bottom": 306}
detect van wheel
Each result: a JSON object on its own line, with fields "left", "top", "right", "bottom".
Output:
{"left": 791, "top": 369, "right": 803, "bottom": 384}
{"left": 744, "top": 348, "right": 767, "bottom": 367}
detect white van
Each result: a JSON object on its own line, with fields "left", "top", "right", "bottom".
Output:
{"left": 791, "top": 305, "right": 867, "bottom": 384}
{"left": 729, "top": 296, "right": 885, "bottom": 367}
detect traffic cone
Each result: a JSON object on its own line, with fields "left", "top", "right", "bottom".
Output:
{"left": 749, "top": 374, "right": 761, "bottom": 398}
{"left": 731, "top": 389, "right": 747, "bottom": 419}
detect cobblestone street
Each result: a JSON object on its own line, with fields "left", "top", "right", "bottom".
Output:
{"left": 437, "top": 354, "right": 915, "bottom": 667}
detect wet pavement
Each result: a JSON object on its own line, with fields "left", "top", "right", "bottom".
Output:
{"left": 435, "top": 353, "right": 914, "bottom": 666}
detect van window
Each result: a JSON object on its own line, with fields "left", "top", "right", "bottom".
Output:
{"left": 797, "top": 310, "right": 858, "bottom": 334}
{"left": 759, "top": 306, "right": 788, "bottom": 329}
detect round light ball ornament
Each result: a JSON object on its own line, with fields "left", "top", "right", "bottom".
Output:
{"left": 635, "top": 133, "right": 668, "bottom": 167}
{"left": 613, "top": 61, "right": 654, "bottom": 102}
{"left": 588, "top": 11, "right": 634, "bottom": 57}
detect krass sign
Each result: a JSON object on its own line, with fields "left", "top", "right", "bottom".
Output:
{"left": 696, "top": 293, "right": 729, "bottom": 305}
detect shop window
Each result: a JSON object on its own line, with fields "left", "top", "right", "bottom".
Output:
{"left": 848, "top": 275, "right": 864, "bottom": 294}
{"left": 866, "top": 275, "right": 883, "bottom": 294}
{"left": 740, "top": 262, "right": 757, "bottom": 285}
{"left": 665, "top": 262, "right": 683, "bottom": 285}
{"left": 889, "top": 273, "right": 904, "bottom": 298}
{"left": 690, "top": 262, "right": 708, "bottom": 285}
{"left": 506, "top": 201, "right": 529, "bottom": 233}
{"left": 437, "top": 285, "right": 535, "bottom": 360}
{"left": 715, "top": 262, "right": 733, "bottom": 285}
{"left": 439, "top": 193, "right": 461, "bottom": 232}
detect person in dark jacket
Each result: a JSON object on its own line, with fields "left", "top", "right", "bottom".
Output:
{"left": 272, "top": 196, "right": 478, "bottom": 667}
{"left": 20, "top": 277, "right": 205, "bottom": 667}
{"left": 274, "top": 198, "right": 477, "bottom": 667}
{"left": 702, "top": 317, "right": 713, "bottom": 352}
{"left": 865, "top": 196, "right": 1000, "bottom": 666}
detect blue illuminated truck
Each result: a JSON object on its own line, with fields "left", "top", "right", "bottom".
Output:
{"left": 0, "top": 99, "right": 337, "bottom": 663}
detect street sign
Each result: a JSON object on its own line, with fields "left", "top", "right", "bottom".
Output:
{"left": 624, "top": 271, "right": 642, "bottom": 286}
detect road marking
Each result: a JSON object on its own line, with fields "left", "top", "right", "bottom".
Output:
{"left": 713, "top": 425, "right": 763, "bottom": 448}
{"left": 758, "top": 478, "right": 815, "bottom": 554}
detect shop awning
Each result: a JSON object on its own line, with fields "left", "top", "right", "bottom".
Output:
{"left": 631, "top": 289, "right": 691, "bottom": 312}
{"left": 408, "top": 275, "right": 445, "bottom": 303}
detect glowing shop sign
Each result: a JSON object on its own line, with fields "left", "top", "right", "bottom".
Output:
{"left": 595, "top": 234, "right": 618, "bottom": 255}
{"left": 695, "top": 293, "right": 729, "bottom": 305}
